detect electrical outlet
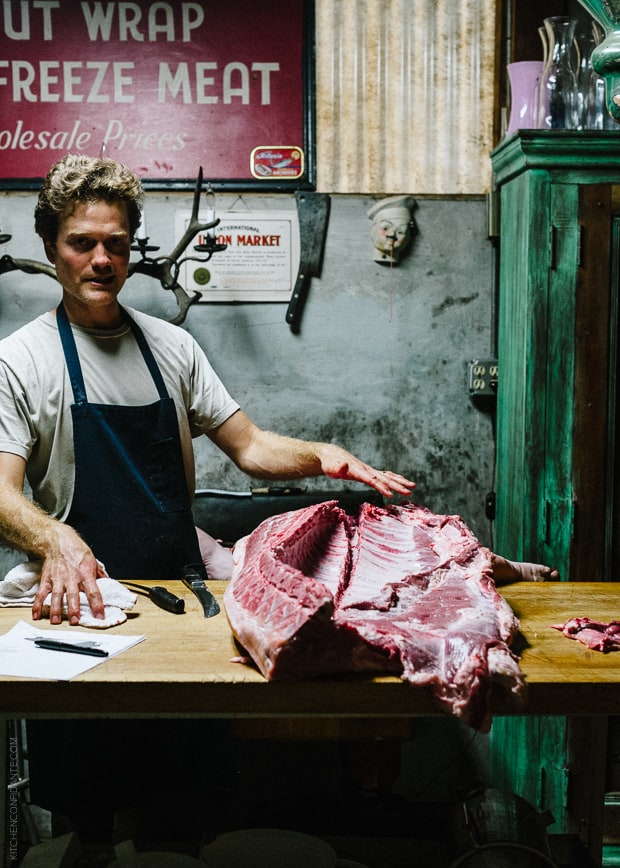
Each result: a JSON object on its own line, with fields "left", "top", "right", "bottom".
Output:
{"left": 467, "top": 359, "right": 498, "bottom": 397}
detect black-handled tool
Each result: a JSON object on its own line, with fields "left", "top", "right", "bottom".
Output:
{"left": 122, "top": 581, "right": 185, "bottom": 614}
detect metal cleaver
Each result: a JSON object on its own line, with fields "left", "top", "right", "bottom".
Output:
{"left": 286, "top": 191, "right": 331, "bottom": 333}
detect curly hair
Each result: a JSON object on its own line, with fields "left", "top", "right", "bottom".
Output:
{"left": 34, "top": 154, "right": 144, "bottom": 242}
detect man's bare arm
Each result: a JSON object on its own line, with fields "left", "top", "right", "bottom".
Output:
{"left": 208, "top": 410, "right": 415, "bottom": 499}
{"left": 0, "top": 452, "right": 104, "bottom": 624}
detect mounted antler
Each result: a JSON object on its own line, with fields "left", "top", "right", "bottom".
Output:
{"left": 0, "top": 255, "right": 58, "bottom": 281}
{"left": 129, "top": 167, "right": 226, "bottom": 324}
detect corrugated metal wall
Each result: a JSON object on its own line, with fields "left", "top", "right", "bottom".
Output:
{"left": 315, "top": 0, "right": 497, "bottom": 194}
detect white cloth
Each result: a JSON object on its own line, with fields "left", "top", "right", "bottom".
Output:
{"left": 0, "top": 561, "right": 137, "bottom": 628}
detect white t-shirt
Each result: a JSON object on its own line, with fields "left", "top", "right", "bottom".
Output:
{"left": 0, "top": 306, "right": 240, "bottom": 519}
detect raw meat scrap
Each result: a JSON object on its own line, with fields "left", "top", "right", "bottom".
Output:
{"left": 550, "top": 617, "right": 620, "bottom": 652}
{"left": 224, "top": 500, "right": 525, "bottom": 730}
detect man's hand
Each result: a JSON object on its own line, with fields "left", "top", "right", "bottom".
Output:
{"left": 0, "top": 453, "right": 106, "bottom": 625}
{"left": 317, "top": 444, "right": 415, "bottom": 498}
{"left": 33, "top": 541, "right": 107, "bottom": 625}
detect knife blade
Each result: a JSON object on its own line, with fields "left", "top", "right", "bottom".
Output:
{"left": 182, "top": 564, "right": 220, "bottom": 618}
{"left": 194, "top": 486, "right": 305, "bottom": 498}
{"left": 286, "top": 191, "right": 331, "bottom": 333}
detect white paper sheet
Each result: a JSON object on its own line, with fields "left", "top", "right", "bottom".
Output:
{"left": 0, "top": 620, "right": 145, "bottom": 680}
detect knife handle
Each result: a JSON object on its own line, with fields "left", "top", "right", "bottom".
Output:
{"left": 286, "top": 268, "right": 310, "bottom": 333}
{"left": 150, "top": 585, "right": 185, "bottom": 615}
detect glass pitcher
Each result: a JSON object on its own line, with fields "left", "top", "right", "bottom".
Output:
{"left": 538, "top": 17, "right": 580, "bottom": 129}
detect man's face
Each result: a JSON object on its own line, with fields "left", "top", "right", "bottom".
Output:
{"left": 45, "top": 199, "right": 131, "bottom": 325}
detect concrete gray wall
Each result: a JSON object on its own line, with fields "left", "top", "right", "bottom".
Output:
{"left": 0, "top": 189, "right": 496, "bottom": 573}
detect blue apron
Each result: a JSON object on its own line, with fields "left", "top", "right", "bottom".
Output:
{"left": 56, "top": 302, "right": 203, "bottom": 580}
{"left": 28, "top": 306, "right": 227, "bottom": 833}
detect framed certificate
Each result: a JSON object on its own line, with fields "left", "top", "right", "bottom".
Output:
{"left": 175, "top": 208, "right": 300, "bottom": 302}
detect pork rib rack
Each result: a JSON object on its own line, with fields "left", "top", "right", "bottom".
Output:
{"left": 224, "top": 500, "right": 524, "bottom": 730}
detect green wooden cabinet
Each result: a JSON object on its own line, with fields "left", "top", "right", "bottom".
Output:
{"left": 492, "top": 130, "right": 619, "bottom": 582}
{"left": 489, "top": 130, "right": 620, "bottom": 859}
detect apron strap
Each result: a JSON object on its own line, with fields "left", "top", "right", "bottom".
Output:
{"left": 125, "top": 314, "right": 169, "bottom": 399}
{"left": 56, "top": 302, "right": 170, "bottom": 404}
{"left": 56, "top": 303, "right": 87, "bottom": 404}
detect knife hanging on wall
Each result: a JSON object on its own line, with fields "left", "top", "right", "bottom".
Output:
{"left": 285, "top": 191, "right": 331, "bottom": 333}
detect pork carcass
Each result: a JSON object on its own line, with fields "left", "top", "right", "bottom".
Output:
{"left": 224, "top": 501, "right": 524, "bottom": 730}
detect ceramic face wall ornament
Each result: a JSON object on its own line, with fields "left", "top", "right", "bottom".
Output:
{"left": 367, "top": 195, "right": 416, "bottom": 263}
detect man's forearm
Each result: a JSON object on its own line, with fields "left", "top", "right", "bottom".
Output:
{"left": 236, "top": 429, "right": 324, "bottom": 480}
{"left": 0, "top": 483, "right": 67, "bottom": 558}
{"left": 210, "top": 411, "right": 323, "bottom": 480}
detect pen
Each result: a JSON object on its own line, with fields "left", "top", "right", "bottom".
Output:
{"left": 33, "top": 639, "right": 109, "bottom": 658}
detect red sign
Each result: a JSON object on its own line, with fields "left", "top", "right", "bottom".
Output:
{"left": 0, "top": 0, "right": 313, "bottom": 188}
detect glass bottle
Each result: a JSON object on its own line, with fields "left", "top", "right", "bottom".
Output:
{"left": 576, "top": 27, "right": 597, "bottom": 128}
{"left": 538, "top": 17, "right": 580, "bottom": 129}
{"left": 533, "top": 26, "right": 549, "bottom": 127}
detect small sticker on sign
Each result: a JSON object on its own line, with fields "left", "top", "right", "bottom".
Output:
{"left": 251, "top": 146, "right": 304, "bottom": 180}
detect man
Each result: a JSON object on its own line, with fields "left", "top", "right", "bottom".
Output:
{"left": 0, "top": 156, "right": 556, "bottom": 851}
{"left": 0, "top": 154, "right": 414, "bottom": 628}
{"left": 0, "top": 155, "right": 418, "bottom": 850}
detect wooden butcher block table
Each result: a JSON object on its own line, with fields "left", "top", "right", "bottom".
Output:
{"left": 0, "top": 580, "right": 619, "bottom": 719}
